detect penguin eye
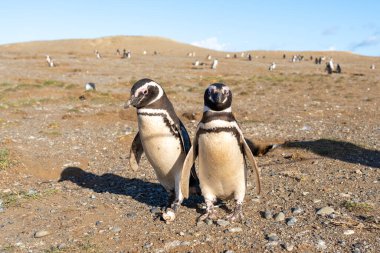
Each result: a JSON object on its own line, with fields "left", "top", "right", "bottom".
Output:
{"left": 143, "top": 90, "right": 148, "bottom": 95}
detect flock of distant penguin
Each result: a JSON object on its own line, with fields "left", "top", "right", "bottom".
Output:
{"left": 44, "top": 49, "right": 376, "bottom": 222}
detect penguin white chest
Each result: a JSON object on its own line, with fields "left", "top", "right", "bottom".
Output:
{"left": 137, "top": 114, "right": 183, "bottom": 188}
{"left": 198, "top": 131, "right": 246, "bottom": 199}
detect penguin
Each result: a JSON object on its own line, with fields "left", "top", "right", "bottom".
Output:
{"left": 124, "top": 78, "right": 199, "bottom": 213}
{"left": 180, "top": 83, "right": 261, "bottom": 222}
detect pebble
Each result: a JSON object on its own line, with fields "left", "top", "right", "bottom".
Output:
{"left": 284, "top": 243, "right": 294, "bottom": 251}
{"left": 216, "top": 219, "right": 230, "bottom": 227}
{"left": 34, "top": 230, "right": 50, "bottom": 238}
{"left": 287, "top": 217, "right": 297, "bottom": 226}
{"left": 352, "top": 248, "right": 361, "bottom": 253}
{"left": 150, "top": 207, "right": 161, "bottom": 214}
{"left": 264, "top": 210, "right": 272, "bottom": 219}
{"left": 317, "top": 206, "right": 335, "bottom": 216}
{"left": 179, "top": 231, "right": 185, "bottom": 236}
{"left": 205, "top": 219, "right": 213, "bottom": 225}
{"left": 125, "top": 126, "right": 133, "bottom": 135}
{"left": 339, "top": 193, "right": 351, "bottom": 198}
{"left": 313, "top": 199, "right": 321, "bottom": 203}
{"left": 267, "top": 233, "right": 279, "bottom": 241}
{"left": 316, "top": 240, "right": 327, "bottom": 250}
{"left": 90, "top": 194, "right": 96, "bottom": 199}
{"left": 291, "top": 207, "right": 303, "bottom": 215}
{"left": 111, "top": 226, "right": 121, "bottom": 233}
{"left": 126, "top": 212, "right": 137, "bottom": 219}
{"left": 144, "top": 242, "right": 153, "bottom": 249}
{"left": 226, "top": 227, "right": 242, "bottom": 233}
{"left": 95, "top": 221, "right": 102, "bottom": 226}
{"left": 343, "top": 229, "right": 355, "bottom": 235}
{"left": 302, "top": 192, "right": 309, "bottom": 196}
{"left": 224, "top": 251, "right": 234, "bottom": 253}
{"left": 274, "top": 212, "right": 285, "bottom": 222}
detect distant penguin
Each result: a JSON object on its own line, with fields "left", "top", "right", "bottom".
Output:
{"left": 207, "top": 55, "right": 212, "bottom": 60}
{"left": 241, "top": 52, "right": 245, "bottom": 58}
{"left": 193, "top": 60, "right": 200, "bottom": 67}
{"left": 143, "top": 50, "right": 147, "bottom": 55}
{"left": 269, "top": 62, "right": 276, "bottom": 71}
{"left": 248, "top": 54, "right": 252, "bottom": 61}
{"left": 325, "top": 63, "right": 333, "bottom": 74}
{"left": 124, "top": 79, "right": 200, "bottom": 215}
{"left": 85, "top": 82, "right": 96, "bottom": 91}
{"left": 180, "top": 83, "right": 261, "bottom": 222}
{"left": 329, "top": 58, "right": 334, "bottom": 71}
{"left": 370, "top": 64, "right": 375, "bottom": 70}
{"left": 226, "top": 54, "right": 230, "bottom": 58}
{"left": 46, "top": 55, "right": 55, "bottom": 67}
{"left": 95, "top": 50, "right": 101, "bottom": 59}
{"left": 211, "top": 59, "right": 218, "bottom": 69}
{"left": 336, "top": 64, "right": 341, "bottom": 74}
{"left": 116, "top": 49, "right": 121, "bottom": 56}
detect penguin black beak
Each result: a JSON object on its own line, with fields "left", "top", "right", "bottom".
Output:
{"left": 212, "top": 92, "right": 223, "bottom": 104}
{"left": 124, "top": 95, "right": 139, "bottom": 109}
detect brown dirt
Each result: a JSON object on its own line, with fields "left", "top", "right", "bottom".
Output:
{"left": 0, "top": 36, "right": 379, "bottom": 252}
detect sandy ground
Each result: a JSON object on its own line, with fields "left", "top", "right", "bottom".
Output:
{"left": 0, "top": 36, "right": 379, "bottom": 252}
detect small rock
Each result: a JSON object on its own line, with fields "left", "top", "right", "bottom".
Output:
{"left": 274, "top": 212, "right": 285, "bottom": 222}
{"left": 226, "top": 227, "right": 242, "bottom": 233}
{"left": 267, "top": 233, "right": 279, "bottom": 241}
{"left": 316, "top": 240, "right": 327, "bottom": 250}
{"left": 291, "top": 207, "right": 303, "bottom": 215}
{"left": 302, "top": 191, "right": 309, "bottom": 196}
{"left": 90, "top": 194, "right": 96, "bottom": 199}
{"left": 0, "top": 207, "right": 4, "bottom": 213}
{"left": 352, "top": 248, "right": 361, "bottom": 253}
{"left": 205, "top": 218, "right": 213, "bottom": 225}
{"left": 95, "top": 221, "right": 102, "bottom": 226}
{"left": 57, "top": 243, "right": 66, "bottom": 250}
{"left": 216, "top": 219, "right": 230, "bottom": 227}
{"left": 339, "top": 193, "right": 351, "bottom": 198}
{"left": 284, "top": 243, "right": 294, "bottom": 251}
{"left": 264, "top": 210, "right": 272, "bottom": 219}
{"left": 150, "top": 207, "right": 161, "bottom": 214}
{"left": 355, "top": 169, "right": 362, "bottom": 175}
{"left": 343, "top": 229, "right": 355, "bottom": 235}
{"left": 286, "top": 217, "right": 297, "bottom": 226}
{"left": 144, "top": 242, "right": 153, "bottom": 249}
{"left": 34, "top": 230, "right": 50, "bottom": 238}
{"left": 313, "top": 199, "right": 321, "bottom": 203}
{"left": 317, "top": 206, "right": 335, "bottom": 216}
{"left": 179, "top": 231, "right": 185, "bottom": 236}
{"left": 111, "top": 226, "right": 121, "bottom": 233}
{"left": 224, "top": 250, "right": 234, "bottom": 253}
{"left": 329, "top": 213, "right": 337, "bottom": 219}
{"left": 125, "top": 212, "right": 136, "bottom": 219}
{"left": 125, "top": 126, "right": 133, "bottom": 135}
{"left": 27, "top": 189, "right": 38, "bottom": 196}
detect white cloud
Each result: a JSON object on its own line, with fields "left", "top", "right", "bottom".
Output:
{"left": 191, "top": 37, "right": 227, "bottom": 51}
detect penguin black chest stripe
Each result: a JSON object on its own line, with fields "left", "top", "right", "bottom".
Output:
{"left": 137, "top": 108, "right": 180, "bottom": 139}
{"left": 197, "top": 119, "right": 244, "bottom": 153}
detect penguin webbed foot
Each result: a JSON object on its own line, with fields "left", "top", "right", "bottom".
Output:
{"left": 226, "top": 203, "right": 243, "bottom": 222}
{"left": 198, "top": 200, "right": 217, "bottom": 222}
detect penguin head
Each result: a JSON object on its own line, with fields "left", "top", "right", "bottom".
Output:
{"left": 124, "top": 78, "right": 164, "bottom": 109}
{"left": 204, "top": 83, "right": 232, "bottom": 112}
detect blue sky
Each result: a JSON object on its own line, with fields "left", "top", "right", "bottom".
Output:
{"left": 1, "top": 1, "right": 379, "bottom": 56}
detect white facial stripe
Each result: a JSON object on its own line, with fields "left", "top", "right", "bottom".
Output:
{"left": 137, "top": 108, "right": 175, "bottom": 126}
{"left": 133, "top": 81, "right": 164, "bottom": 105}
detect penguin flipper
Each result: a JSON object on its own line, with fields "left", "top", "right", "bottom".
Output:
{"left": 180, "top": 142, "right": 198, "bottom": 199}
{"left": 129, "top": 132, "right": 144, "bottom": 171}
{"left": 178, "top": 120, "right": 191, "bottom": 153}
{"left": 242, "top": 137, "right": 261, "bottom": 195}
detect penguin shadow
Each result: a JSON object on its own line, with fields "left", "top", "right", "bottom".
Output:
{"left": 59, "top": 167, "right": 203, "bottom": 208}
{"left": 59, "top": 167, "right": 167, "bottom": 207}
{"left": 284, "top": 139, "right": 380, "bottom": 169}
